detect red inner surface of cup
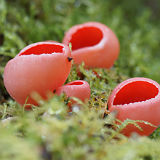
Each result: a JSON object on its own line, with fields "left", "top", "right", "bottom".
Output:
{"left": 113, "top": 81, "right": 158, "bottom": 105}
{"left": 70, "top": 27, "right": 103, "bottom": 51}
{"left": 19, "top": 44, "right": 64, "bottom": 56}
{"left": 68, "top": 81, "right": 83, "bottom": 85}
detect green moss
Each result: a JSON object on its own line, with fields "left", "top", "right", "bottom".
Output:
{"left": 0, "top": 0, "right": 160, "bottom": 159}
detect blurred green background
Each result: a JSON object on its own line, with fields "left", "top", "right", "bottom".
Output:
{"left": 0, "top": 0, "right": 160, "bottom": 159}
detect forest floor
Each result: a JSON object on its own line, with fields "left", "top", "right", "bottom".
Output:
{"left": 0, "top": 0, "right": 160, "bottom": 159}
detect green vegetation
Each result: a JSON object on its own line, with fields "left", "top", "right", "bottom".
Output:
{"left": 0, "top": 0, "right": 160, "bottom": 159}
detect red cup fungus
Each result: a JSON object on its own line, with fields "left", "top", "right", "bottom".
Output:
{"left": 55, "top": 80, "right": 90, "bottom": 109}
{"left": 4, "top": 41, "right": 72, "bottom": 108}
{"left": 108, "top": 77, "right": 160, "bottom": 136}
{"left": 63, "top": 22, "right": 120, "bottom": 68}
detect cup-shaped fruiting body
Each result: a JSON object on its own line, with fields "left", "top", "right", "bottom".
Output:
{"left": 63, "top": 22, "right": 120, "bottom": 68}
{"left": 55, "top": 80, "right": 90, "bottom": 106}
{"left": 108, "top": 77, "right": 160, "bottom": 136}
{"left": 4, "top": 42, "right": 72, "bottom": 107}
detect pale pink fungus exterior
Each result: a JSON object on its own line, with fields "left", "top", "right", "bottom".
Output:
{"left": 108, "top": 77, "right": 160, "bottom": 136}
{"left": 55, "top": 80, "right": 90, "bottom": 105}
{"left": 4, "top": 42, "right": 72, "bottom": 108}
{"left": 63, "top": 22, "right": 120, "bottom": 68}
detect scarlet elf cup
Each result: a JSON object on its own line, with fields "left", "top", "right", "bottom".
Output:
{"left": 4, "top": 42, "right": 72, "bottom": 108}
{"left": 108, "top": 77, "right": 160, "bottom": 136}
{"left": 63, "top": 22, "right": 120, "bottom": 68}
